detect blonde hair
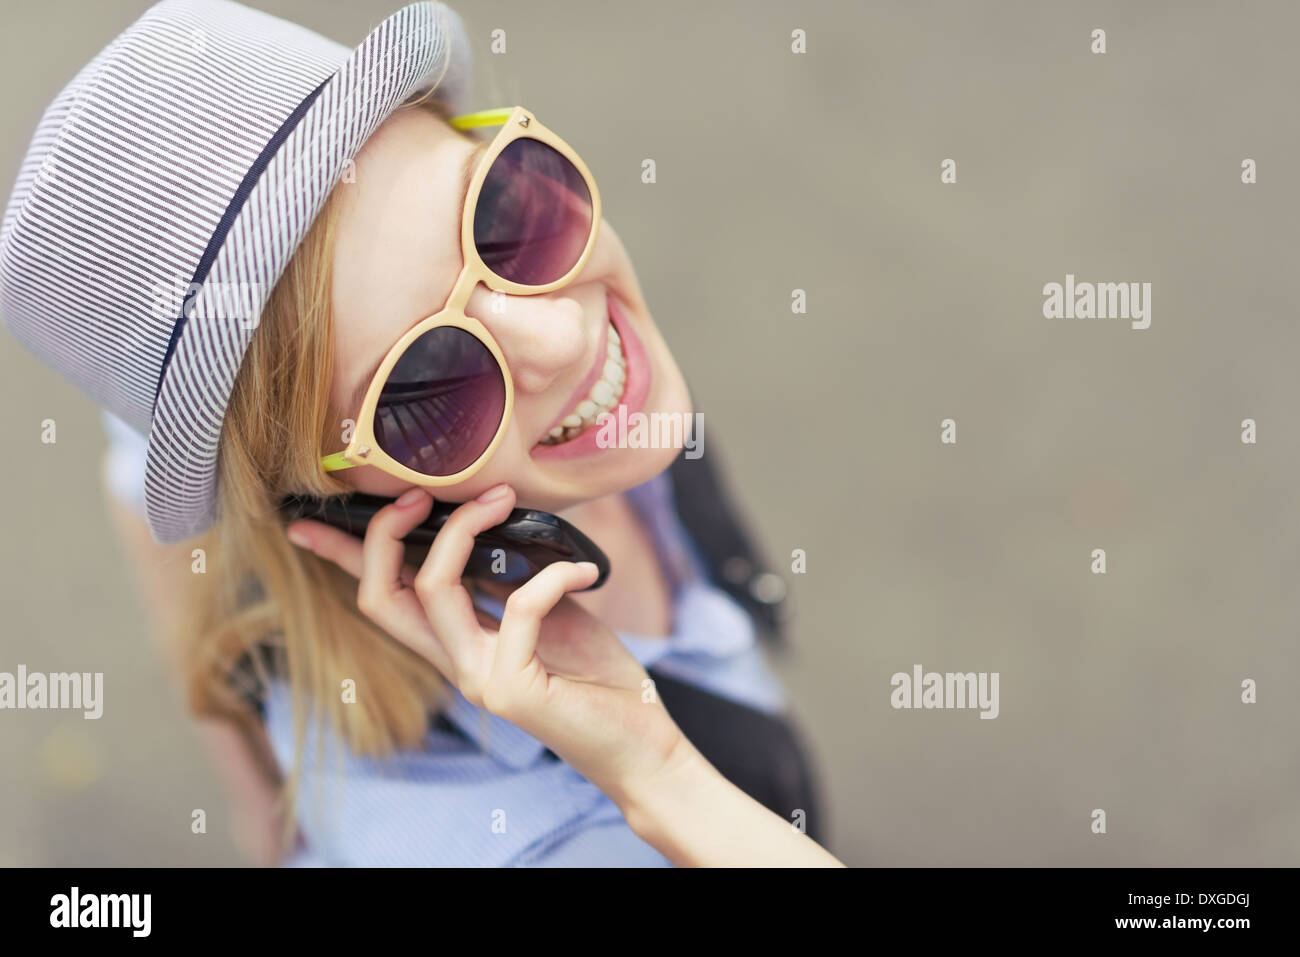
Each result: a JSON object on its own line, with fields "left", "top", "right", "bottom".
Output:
{"left": 179, "top": 98, "right": 460, "bottom": 852}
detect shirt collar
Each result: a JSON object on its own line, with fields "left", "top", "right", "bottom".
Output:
{"left": 436, "top": 686, "right": 551, "bottom": 770}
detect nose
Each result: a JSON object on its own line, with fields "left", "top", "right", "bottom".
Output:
{"left": 465, "top": 284, "right": 598, "bottom": 395}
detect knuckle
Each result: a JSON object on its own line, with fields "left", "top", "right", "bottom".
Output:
{"left": 437, "top": 506, "right": 473, "bottom": 539}
{"left": 355, "top": 583, "right": 381, "bottom": 619}
{"left": 460, "top": 675, "right": 485, "bottom": 708}
{"left": 412, "top": 567, "right": 441, "bottom": 604}
{"left": 503, "top": 588, "right": 544, "bottom": 619}
{"left": 480, "top": 681, "right": 512, "bottom": 717}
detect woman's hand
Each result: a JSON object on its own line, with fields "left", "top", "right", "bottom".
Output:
{"left": 287, "top": 483, "right": 844, "bottom": 867}
{"left": 285, "top": 484, "right": 687, "bottom": 806}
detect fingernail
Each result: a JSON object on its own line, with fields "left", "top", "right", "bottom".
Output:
{"left": 286, "top": 525, "right": 312, "bottom": 548}
{"left": 476, "top": 484, "right": 510, "bottom": 503}
{"left": 395, "top": 487, "right": 426, "bottom": 507}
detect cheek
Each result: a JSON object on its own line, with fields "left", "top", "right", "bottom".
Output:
{"left": 383, "top": 444, "right": 536, "bottom": 505}
{"left": 643, "top": 324, "right": 691, "bottom": 413}
{"left": 342, "top": 466, "right": 506, "bottom": 505}
{"left": 448, "top": 433, "right": 539, "bottom": 502}
{"left": 343, "top": 467, "right": 415, "bottom": 499}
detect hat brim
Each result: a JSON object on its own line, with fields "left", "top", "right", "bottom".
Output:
{"left": 143, "top": 1, "right": 470, "bottom": 543}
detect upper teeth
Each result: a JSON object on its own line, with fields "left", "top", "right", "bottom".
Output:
{"left": 538, "top": 321, "right": 627, "bottom": 445}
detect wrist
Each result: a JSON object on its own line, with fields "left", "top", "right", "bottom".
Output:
{"left": 615, "top": 734, "right": 717, "bottom": 844}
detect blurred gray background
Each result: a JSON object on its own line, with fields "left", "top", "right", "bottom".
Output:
{"left": 2, "top": 0, "right": 1298, "bottom": 866}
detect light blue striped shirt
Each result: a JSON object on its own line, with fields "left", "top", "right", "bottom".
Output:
{"left": 102, "top": 408, "right": 788, "bottom": 866}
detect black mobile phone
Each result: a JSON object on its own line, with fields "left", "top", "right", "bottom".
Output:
{"left": 278, "top": 492, "right": 610, "bottom": 590}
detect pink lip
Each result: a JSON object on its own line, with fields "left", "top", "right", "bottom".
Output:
{"left": 531, "top": 292, "right": 652, "bottom": 462}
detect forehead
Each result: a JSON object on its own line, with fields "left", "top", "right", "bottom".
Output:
{"left": 329, "top": 108, "right": 478, "bottom": 404}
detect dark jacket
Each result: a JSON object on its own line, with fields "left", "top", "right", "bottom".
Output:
{"left": 653, "top": 444, "right": 825, "bottom": 845}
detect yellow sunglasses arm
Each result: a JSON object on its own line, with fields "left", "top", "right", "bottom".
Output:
{"left": 448, "top": 107, "right": 516, "bottom": 130}
{"left": 320, "top": 451, "right": 355, "bottom": 472}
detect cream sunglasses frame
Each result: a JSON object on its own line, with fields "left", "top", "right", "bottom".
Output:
{"left": 319, "top": 105, "right": 602, "bottom": 484}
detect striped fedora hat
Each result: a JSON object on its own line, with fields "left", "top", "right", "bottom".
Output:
{"left": 0, "top": 0, "right": 471, "bottom": 543}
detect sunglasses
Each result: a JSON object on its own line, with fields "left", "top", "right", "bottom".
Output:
{"left": 320, "top": 106, "right": 601, "bottom": 484}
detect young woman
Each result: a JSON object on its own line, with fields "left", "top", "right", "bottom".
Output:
{"left": 4, "top": 0, "right": 841, "bottom": 866}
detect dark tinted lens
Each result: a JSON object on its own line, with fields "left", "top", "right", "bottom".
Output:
{"left": 474, "top": 137, "right": 593, "bottom": 285}
{"left": 373, "top": 326, "right": 506, "bottom": 477}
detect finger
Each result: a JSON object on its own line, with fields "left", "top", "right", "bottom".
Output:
{"left": 413, "top": 485, "right": 517, "bottom": 664}
{"left": 415, "top": 484, "right": 517, "bottom": 594}
{"left": 287, "top": 518, "right": 419, "bottom": 586}
{"left": 285, "top": 489, "right": 432, "bottom": 580}
{"left": 495, "top": 562, "right": 599, "bottom": 679}
{"left": 357, "top": 487, "right": 435, "bottom": 604}
{"left": 355, "top": 489, "right": 463, "bottom": 667}
{"left": 288, "top": 497, "right": 453, "bottom": 674}
{"left": 286, "top": 518, "right": 365, "bottom": 579}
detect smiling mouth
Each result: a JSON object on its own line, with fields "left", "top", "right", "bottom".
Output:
{"left": 536, "top": 317, "right": 628, "bottom": 446}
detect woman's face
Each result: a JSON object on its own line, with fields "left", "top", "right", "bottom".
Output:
{"left": 327, "top": 106, "right": 693, "bottom": 512}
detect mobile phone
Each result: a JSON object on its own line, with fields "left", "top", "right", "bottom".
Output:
{"left": 278, "top": 492, "right": 610, "bottom": 590}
